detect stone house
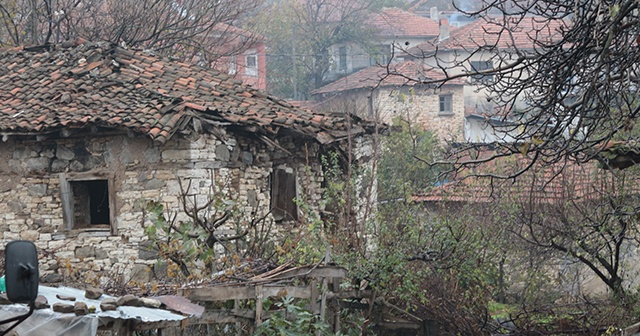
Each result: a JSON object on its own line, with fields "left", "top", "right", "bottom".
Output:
{"left": 326, "top": 7, "right": 444, "bottom": 83}
{"left": 408, "top": 16, "right": 566, "bottom": 143}
{"left": 312, "top": 61, "right": 465, "bottom": 141}
{"left": 0, "top": 40, "right": 376, "bottom": 284}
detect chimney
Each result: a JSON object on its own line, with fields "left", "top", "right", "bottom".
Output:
{"left": 439, "top": 18, "right": 450, "bottom": 41}
{"left": 430, "top": 7, "right": 439, "bottom": 21}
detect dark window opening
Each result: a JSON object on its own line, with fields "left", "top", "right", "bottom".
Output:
{"left": 270, "top": 169, "right": 298, "bottom": 222}
{"left": 70, "top": 180, "right": 110, "bottom": 228}
{"left": 470, "top": 60, "right": 494, "bottom": 82}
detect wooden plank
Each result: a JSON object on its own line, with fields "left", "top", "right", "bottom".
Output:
{"left": 180, "top": 285, "right": 313, "bottom": 302}
{"left": 235, "top": 299, "right": 241, "bottom": 336}
{"left": 309, "top": 280, "right": 319, "bottom": 314}
{"left": 316, "top": 248, "right": 330, "bottom": 336}
{"left": 379, "top": 322, "right": 421, "bottom": 330}
{"left": 326, "top": 289, "right": 374, "bottom": 300}
{"left": 262, "top": 285, "right": 312, "bottom": 299}
{"left": 624, "top": 321, "right": 640, "bottom": 335}
{"left": 268, "top": 265, "right": 347, "bottom": 280}
{"left": 108, "top": 176, "right": 117, "bottom": 235}
{"left": 333, "top": 277, "right": 341, "bottom": 333}
{"left": 255, "top": 285, "right": 263, "bottom": 327}
{"left": 59, "top": 173, "right": 74, "bottom": 231}
{"left": 179, "top": 286, "right": 255, "bottom": 301}
{"left": 188, "top": 310, "right": 255, "bottom": 325}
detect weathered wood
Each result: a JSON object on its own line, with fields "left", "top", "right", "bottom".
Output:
{"left": 180, "top": 286, "right": 254, "bottom": 301}
{"left": 326, "top": 289, "right": 374, "bottom": 300}
{"left": 180, "top": 285, "right": 314, "bottom": 302}
{"left": 316, "top": 248, "right": 330, "bottom": 336}
{"left": 623, "top": 321, "right": 640, "bottom": 335}
{"left": 59, "top": 173, "right": 74, "bottom": 231}
{"left": 131, "top": 319, "right": 183, "bottom": 331}
{"left": 255, "top": 285, "right": 263, "bottom": 327}
{"left": 250, "top": 261, "right": 293, "bottom": 280}
{"left": 108, "top": 177, "right": 117, "bottom": 235}
{"left": 333, "top": 277, "right": 341, "bottom": 333}
{"left": 262, "top": 285, "right": 312, "bottom": 299}
{"left": 189, "top": 309, "right": 255, "bottom": 325}
{"left": 271, "top": 169, "right": 297, "bottom": 221}
{"left": 268, "top": 265, "right": 347, "bottom": 280}
{"left": 378, "top": 321, "right": 421, "bottom": 330}
{"left": 234, "top": 299, "right": 241, "bottom": 336}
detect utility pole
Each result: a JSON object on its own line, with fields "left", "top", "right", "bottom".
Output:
{"left": 291, "top": 27, "right": 298, "bottom": 100}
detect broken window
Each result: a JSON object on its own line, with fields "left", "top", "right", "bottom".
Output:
{"left": 270, "top": 169, "right": 298, "bottom": 222}
{"left": 60, "top": 173, "right": 116, "bottom": 234}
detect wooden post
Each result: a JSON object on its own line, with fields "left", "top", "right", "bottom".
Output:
{"left": 255, "top": 285, "right": 264, "bottom": 328}
{"left": 235, "top": 299, "right": 241, "bottom": 336}
{"left": 316, "top": 247, "right": 331, "bottom": 336}
{"left": 332, "top": 277, "right": 341, "bottom": 333}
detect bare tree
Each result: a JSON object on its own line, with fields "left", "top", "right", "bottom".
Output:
{"left": 396, "top": 0, "right": 640, "bottom": 177}
{"left": 0, "top": 0, "right": 263, "bottom": 62}
{"left": 509, "top": 165, "right": 640, "bottom": 302}
{"left": 255, "top": 0, "right": 390, "bottom": 99}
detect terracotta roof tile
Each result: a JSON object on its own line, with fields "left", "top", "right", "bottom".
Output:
{"left": 0, "top": 40, "right": 377, "bottom": 143}
{"left": 367, "top": 8, "right": 440, "bottom": 38}
{"left": 312, "top": 61, "right": 464, "bottom": 95}
{"left": 410, "top": 16, "right": 567, "bottom": 54}
{"left": 414, "top": 156, "right": 639, "bottom": 204}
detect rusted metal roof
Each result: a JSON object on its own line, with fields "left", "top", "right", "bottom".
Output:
{"left": 154, "top": 295, "right": 204, "bottom": 317}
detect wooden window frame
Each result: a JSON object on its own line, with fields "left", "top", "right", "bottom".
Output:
{"left": 60, "top": 171, "right": 117, "bottom": 235}
{"left": 338, "top": 46, "right": 347, "bottom": 71}
{"left": 270, "top": 169, "right": 298, "bottom": 222}
{"left": 245, "top": 52, "right": 258, "bottom": 77}
{"left": 469, "top": 60, "right": 494, "bottom": 82}
{"left": 439, "top": 94, "right": 454, "bottom": 115}
{"left": 229, "top": 56, "right": 237, "bottom": 75}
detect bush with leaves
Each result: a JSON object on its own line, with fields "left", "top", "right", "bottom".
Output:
{"left": 143, "top": 175, "right": 277, "bottom": 281}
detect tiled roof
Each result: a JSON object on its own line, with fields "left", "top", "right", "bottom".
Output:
{"left": 367, "top": 8, "right": 440, "bottom": 38}
{"left": 0, "top": 39, "right": 375, "bottom": 144}
{"left": 414, "top": 158, "right": 637, "bottom": 204}
{"left": 409, "top": 16, "right": 567, "bottom": 54}
{"left": 312, "top": 61, "right": 463, "bottom": 95}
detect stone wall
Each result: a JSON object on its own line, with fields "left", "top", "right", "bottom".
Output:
{"left": 313, "top": 85, "right": 465, "bottom": 142}
{"left": 0, "top": 131, "right": 327, "bottom": 286}
{"left": 374, "top": 85, "right": 465, "bottom": 142}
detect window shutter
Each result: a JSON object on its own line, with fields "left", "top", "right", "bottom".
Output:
{"left": 271, "top": 169, "right": 298, "bottom": 221}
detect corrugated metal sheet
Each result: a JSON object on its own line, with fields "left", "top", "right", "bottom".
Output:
{"left": 0, "top": 285, "right": 191, "bottom": 336}
{"left": 37, "top": 285, "right": 189, "bottom": 322}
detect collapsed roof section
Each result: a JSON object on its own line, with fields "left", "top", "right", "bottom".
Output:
{"left": 0, "top": 39, "right": 378, "bottom": 145}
